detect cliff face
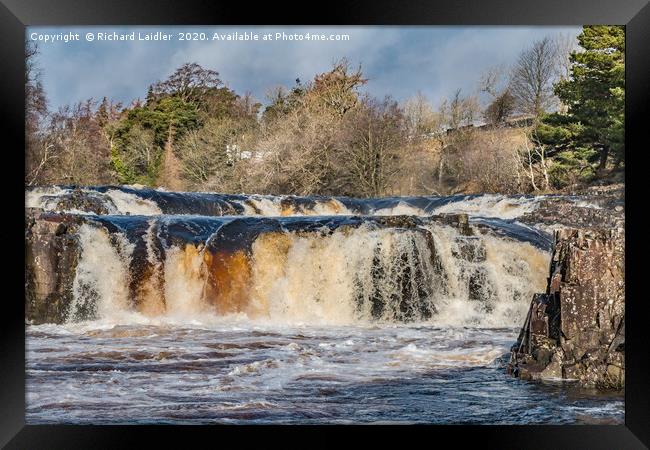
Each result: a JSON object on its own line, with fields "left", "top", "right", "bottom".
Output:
{"left": 508, "top": 225, "right": 625, "bottom": 389}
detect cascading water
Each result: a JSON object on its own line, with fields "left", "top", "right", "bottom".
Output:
{"left": 25, "top": 187, "right": 624, "bottom": 424}
{"left": 27, "top": 185, "right": 551, "bottom": 218}
{"left": 59, "top": 217, "right": 549, "bottom": 328}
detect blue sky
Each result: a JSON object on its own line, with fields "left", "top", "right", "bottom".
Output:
{"left": 27, "top": 26, "right": 581, "bottom": 111}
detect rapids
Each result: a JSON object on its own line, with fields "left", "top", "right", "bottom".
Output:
{"left": 26, "top": 184, "right": 578, "bottom": 218}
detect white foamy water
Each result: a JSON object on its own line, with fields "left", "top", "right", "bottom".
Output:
{"left": 60, "top": 220, "right": 549, "bottom": 329}
{"left": 26, "top": 186, "right": 550, "bottom": 220}
{"left": 68, "top": 225, "right": 133, "bottom": 322}
{"left": 433, "top": 194, "right": 541, "bottom": 219}
{"left": 25, "top": 186, "right": 67, "bottom": 209}
{"left": 26, "top": 321, "right": 624, "bottom": 424}
{"left": 25, "top": 186, "right": 624, "bottom": 424}
{"left": 26, "top": 186, "right": 162, "bottom": 215}
{"left": 103, "top": 189, "right": 162, "bottom": 215}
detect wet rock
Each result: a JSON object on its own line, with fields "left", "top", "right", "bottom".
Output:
{"left": 25, "top": 211, "right": 83, "bottom": 324}
{"left": 452, "top": 236, "right": 486, "bottom": 263}
{"left": 509, "top": 226, "right": 625, "bottom": 390}
{"left": 438, "top": 213, "right": 472, "bottom": 236}
{"left": 54, "top": 188, "right": 115, "bottom": 215}
{"left": 520, "top": 199, "right": 622, "bottom": 230}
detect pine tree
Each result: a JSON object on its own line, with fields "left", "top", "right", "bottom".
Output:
{"left": 543, "top": 26, "right": 625, "bottom": 173}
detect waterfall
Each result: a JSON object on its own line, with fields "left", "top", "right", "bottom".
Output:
{"left": 62, "top": 215, "right": 549, "bottom": 327}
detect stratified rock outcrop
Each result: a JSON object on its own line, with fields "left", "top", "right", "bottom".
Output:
{"left": 508, "top": 225, "right": 625, "bottom": 389}
{"left": 519, "top": 184, "right": 624, "bottom": 230}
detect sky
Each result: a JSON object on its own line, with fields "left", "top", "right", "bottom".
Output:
{"left": 27, "top": 26, "right": 581, "bottom": 111}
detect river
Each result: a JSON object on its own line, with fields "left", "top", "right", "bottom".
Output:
{"left": 25, "top": 186, "right": 624, "bottom": 424}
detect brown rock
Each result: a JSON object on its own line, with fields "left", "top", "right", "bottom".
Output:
{"left": 509, "top": 226, "right": 625, "bottom": 390}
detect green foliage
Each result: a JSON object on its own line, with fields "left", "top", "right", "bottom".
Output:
{"left": 198, "top": 87, "right": 241, "bottom": 120}
{"left": 534, "top": 113, "right": 584, "bottom": 146}
{"left": 548, "top": 147, "right": 599, "bottom": 188}
{"left": 110, "top": 125, "right": 161, "bottom": 185}
{"left": 551, "top": 25, "right": 625, "bottom": 165}
{"left": 109, "top": 96, "right": 200, "bottom": 183}
{"left": 534, "top": 25, "right": 624, "bottom": 187}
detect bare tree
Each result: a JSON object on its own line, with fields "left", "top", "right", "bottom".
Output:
{"left": 553, "top": 32, "right": 579, "bottom": 82}
{"left": 177, "top": 118, "right": 247, "bottom": 191}
{"left": 150, "top": 63, "right": 222, "bottom": 105}
{"left": 309, "top": 58, "right": 367, "bottom": 117}
{"left": 441, "top": 89, "right": 481, "bottom": 129}
{"left": 338, "top": 97, "right": 405, "bottom": 197}
{"left": 25, "top": 41, "right": 51, "bottom": 185}
{"left": 510, "top": 37, "right": 559, "bottom": 118}
{"left": 41, "top": 100, "right": 116, "bottom": 185}
{"left": 479, "top": 65, "right": 516, "bottom": 125}
{"left": 552, "top": 33, "right": 579, "bottom": 114}
{"left": 484, "top": 89, "right": 516, "bottom": 125}
{"left": 478, "top": 64, "right": 509, "bottom": 99}
{"left": 435, "top": 90, "right": 481, "bottom": 191}
{"left": 258, "top": 106, "right": 342, "bottom": 195}
{"left": 403, "top": 92, "right": 440, "bottom": 141}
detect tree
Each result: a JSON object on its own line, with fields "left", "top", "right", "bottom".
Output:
{"left": 254, "top": 60, "right": 370, "bottom": 195}
{"left": 309, "top": 58, "right": 367, "bottom": 116}
{"left": 484, "top": 89, "right": 516, "bottom": 125}
{"left": 553, "top": 25, "right": 625, "bottom": 171}
{"left": 531, "top": 25, "right": 625, "bottom": 188}
{"left": 435, "top": 90, "right": 481, "bottom": 192}
{"left": 339, "top": 97, "right": 405, "bottom": 197}
{"left": 44, "top": 100, "right": 116, "bottom": 185}
{"left": 441, "top": 89, "right": 480, "bottom": 130}
{"left": 510, "top": 37, "right": 559, "bottom": 118}
{"left": 478, "top": 64, "right": 510, "bottom": 99}
{"left": 177, "top": 117, "right": 251, "bottom": 191}
{"left": 403, "top": 92, "right": 440, "bottom": 140}
{"left": 112, "top": 125, "right": 159, "bottom": 184}
{"left": 25, "top": 41, "right": 51, "bottom": 185}
{"left": 262, "top": 81, "right": 306, "bottom": 124}
{"left": 149, "top": 63, "right": 223, "bottom": 106}
{"left": 478, "top": 65, "right": 516, "bottom": 125}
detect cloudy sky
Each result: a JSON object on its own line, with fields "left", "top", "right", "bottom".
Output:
{"left": 28, "top": 26, "right": 581, "bottom": 111}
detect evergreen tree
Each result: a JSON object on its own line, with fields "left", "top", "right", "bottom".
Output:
{"left": 537, "top": 25, "right": 625, "bottom": 179}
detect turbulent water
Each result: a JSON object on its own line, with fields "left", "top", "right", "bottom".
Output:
{"left": 25, "top": 186, "right": 624, "bottom": 424}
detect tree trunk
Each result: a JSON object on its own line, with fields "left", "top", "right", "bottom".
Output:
{"left": 158, "top": 124, "right": 183, "bottom": 190}
{"left": 597, "top": 145, "right": 610, "bottom": 175}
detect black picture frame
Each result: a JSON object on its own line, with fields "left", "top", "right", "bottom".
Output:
{"left": 1, "top": 0, "right": 648, "bottom": 447}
